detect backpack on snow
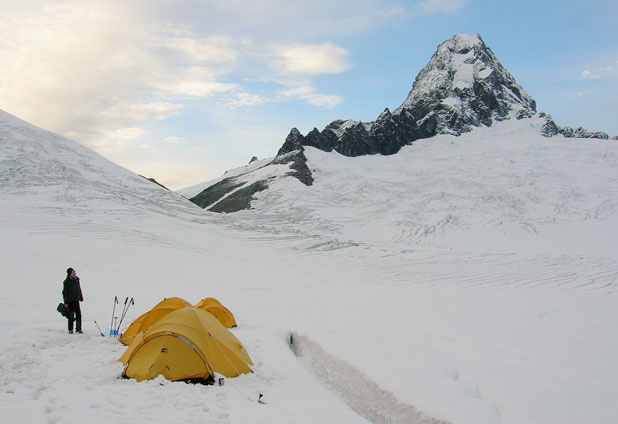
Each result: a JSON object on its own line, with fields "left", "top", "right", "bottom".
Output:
{"left": 57, "top": 303, "right": 69, "bottom": 318}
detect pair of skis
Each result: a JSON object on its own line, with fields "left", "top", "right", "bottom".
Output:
{"left": 109, "top": 296, "right": 134, "bottom": 337}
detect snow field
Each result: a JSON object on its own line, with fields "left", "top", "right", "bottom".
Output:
{"left": 1, "top": 110, "right": 617, "bottom": 423}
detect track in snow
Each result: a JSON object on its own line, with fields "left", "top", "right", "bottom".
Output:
{"left": 290, "top": 332, "right": 448, "bottom": 424}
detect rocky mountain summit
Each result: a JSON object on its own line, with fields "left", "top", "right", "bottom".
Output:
{"left": 186, "top": 33, "right": 613, "bottom": 213}
{"left": 278, "top": 33, "right": 536, "bottom": 158}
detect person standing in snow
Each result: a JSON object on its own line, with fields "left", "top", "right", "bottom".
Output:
{"left": 63, "top": 267, "right": 83, "bottom": 334}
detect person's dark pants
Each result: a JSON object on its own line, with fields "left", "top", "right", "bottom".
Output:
{"left": 67, "top": 301, "right": 82, "bottom": 332}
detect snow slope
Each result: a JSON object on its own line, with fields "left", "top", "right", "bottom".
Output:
{"left": 1, "top": 109, "right": 617, "bottom": 424}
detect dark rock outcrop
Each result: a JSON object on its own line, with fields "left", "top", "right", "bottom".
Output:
{"left": 140, "top": 175, "right": 169, "bottom": 190}
{"left": 207, "top": 180, "right": 269, "bottom": 213}
{"left": 540, "top": 112, "right": 610, "bottom": 139}
{"left": 188, "top": 150, "right": 313, "bottom": 213}
{"left": 190, "top": 178, "right": 246, "bottom": 209}
{"left": 272, "top": 150, "right": 314, "bottom": 186}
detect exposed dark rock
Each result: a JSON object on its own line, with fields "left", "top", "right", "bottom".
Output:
{"left": 559, "top": 127, "right": 609, "bottom": 139}
{"left": 188, "top": 149, "right": 314, "bottom": 212}
{"left": 277, "top": 128, "right": 306, "bottom": 156}
{"left": 516, "top": 109, "right": 535, "bottom": 120}
{"left": 272, "top": 150, "right": 314, "bottom": 186}
{"left": 540, "top": 113, "right": 561, "bottom": 137}
{"left": 140, "top": 175, "right": 169, "bottom": 190}
{"left": 540, "top": 113, "right": 609, "bottom": 139}
{"left": 248, "top": 156, "right": 259, "bottom": 164}
{"left": 189, "top": 178, "right": 246, "bottom": 209}
{"left": 207, "top": 180, "right": 270, "bottom": 213}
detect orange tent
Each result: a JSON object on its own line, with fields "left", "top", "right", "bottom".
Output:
{"left": 120, "top": 307, "right": 253, "bottom": 382}
{"left": 119, "top": 297, "right": 192, "bottom": 346}
{"left": 194, "top": 297, "right": 238, "bottom": 328}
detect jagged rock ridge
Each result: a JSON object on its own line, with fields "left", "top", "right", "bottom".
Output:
{"left": 539, "top": 112, "right": 611, "bottom": 139}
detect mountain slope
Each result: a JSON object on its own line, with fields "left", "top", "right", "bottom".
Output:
{"left": 209, "top": 116, "right": 618, "bottom": 257}
{"left": 0, "top": 109, "right": 200, "bottom": 222}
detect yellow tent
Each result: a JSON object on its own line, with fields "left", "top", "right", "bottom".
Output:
{"left": 194, "top": 297, "right": 238, "bottom": 328}
{"left": 119, "top": 297, "right": 192, "bottom": 346}
{"left": 120, "top": 307, "right": 253, "bottom": 383}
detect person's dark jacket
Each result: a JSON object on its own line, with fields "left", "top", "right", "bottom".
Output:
{"left": 63, "top": 276, "right": 83, "bottom": 303}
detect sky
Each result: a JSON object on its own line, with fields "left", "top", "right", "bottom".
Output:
{"left": 1, "top": 0, "right": 617, "bottom": 189}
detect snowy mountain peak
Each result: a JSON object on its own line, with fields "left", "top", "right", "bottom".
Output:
{"left": 398, "top": 33, "right": 536, "bottom": 122}
{"left": 445, "top": 32, "right": 484, "bottom": 49}
{"left": 275, "top": 33, "right": 538, "bottom": 162}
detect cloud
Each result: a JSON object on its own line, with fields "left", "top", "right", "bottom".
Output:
{"left": 270, "top": 43, "right": 351, "bottom": 76}
{"left": 164, "top": 137, "right": 189, "bottom": 144}
{"left": 101, "top": 102, "right": 185, "bottom": 124}
{"left": 157, "top": 78, "right": 238, "bottom": 99}
{"left": 579, "top": 63, "right": 617, "bottom": 81}
{"left": 266, "top": 42, "right": 351, "bottom": 108}
{"left": 0, "top": 1, "right": 241, "bottom": 147}
{"left": 580, "top": 70, "right": 601, "bottom": 80}
{"left": 226, "top": 92, "right": 269, "bottom": 108}
{"left": 305, "top": 3, "right": 407, "bottom": 36}
{"left": 140, "top": 1, "right": 407, "bottom": 38}
{"left": 110, "top": 128, "right": 149, "bottom": 140}
{"left": 0, "top": 1, "right": 357, "bottom": 149}
{"left": 278, "top": 85, "right": 343, "bottom": 108}
{"left": 0, "top": 0, "right": 412, "bottom": 188}
{"left": 147, "top": 33, "right": 243, "bottom": 65}
{"left": 413, "top": 0, "right": 467, "bottom": 15}
{"left": 577, "top": 89, "right": 592, "bottom": 97}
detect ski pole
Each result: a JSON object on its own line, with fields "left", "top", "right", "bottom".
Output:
{"left": 94, "top": 320, "right": 105, "bottom": 337}
{"left": 117, "top": 297, "right": 134, "bottom": 334}
{"left": 116, "top": 297, "right": 127, "bottom": 332}
{"left": 110, "top": 296, "right": 118, "bottom": 336}
{"left": 118, "top": 297, "right": 130, "bottom": 327}
{"left": 114, "top": 297, "right": 128, "bottom": 336}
